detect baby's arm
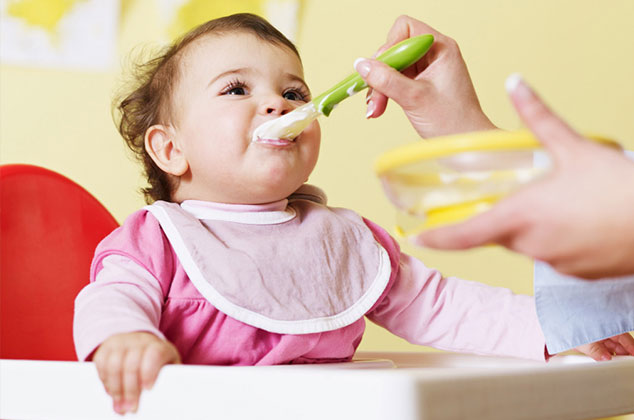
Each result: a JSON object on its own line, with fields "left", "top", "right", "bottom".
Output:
{"left": 368, "top": 253, "right": 547, "bottom": 360}
{"left": 92, "top": 331, "right": 180, "bottom": 415}
{"left": 74, "top": 254, "right": 179, "bottom": 414}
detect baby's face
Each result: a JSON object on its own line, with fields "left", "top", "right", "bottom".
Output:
{"left": 168, "top": 32, "right": 320, "bottom": 204}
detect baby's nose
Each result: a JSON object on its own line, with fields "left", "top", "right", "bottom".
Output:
{"left": 263, "top": 96, "right": 292, "bottom": 116}
{"left": 266, "top": 106, "right": 289, "bottom": 115}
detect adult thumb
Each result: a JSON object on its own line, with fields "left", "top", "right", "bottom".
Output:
{"left": 355, "top": 58, "right": 423, "bottom": 110}
{"left": 505, "top": 73, "right": 581, "bottom": 162}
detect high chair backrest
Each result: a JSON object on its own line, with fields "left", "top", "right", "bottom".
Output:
{"left": 0, "top": 164, "right": 119, "bottom": 360}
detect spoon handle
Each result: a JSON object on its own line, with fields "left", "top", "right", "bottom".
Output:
{"left": 312, "top": 34, "right": 434, "bottom": 116}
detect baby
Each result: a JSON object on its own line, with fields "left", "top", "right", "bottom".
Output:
{"left": 73, "top": 13, "right": 632, "bottom": 415}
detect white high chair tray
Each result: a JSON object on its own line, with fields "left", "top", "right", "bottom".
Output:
{"left": 1, "top": 352, "right": 633, "bottom": 420}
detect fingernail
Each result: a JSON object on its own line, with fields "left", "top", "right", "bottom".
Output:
{"left": 113, "top": 401, "right": 124, "bottom": 414}
{"left": 366, "top": 100, "right": 375, "bottom": 118}
{"left": 354, "top": 58, "right": 371, "bottom": 77}
{"left": 600, "top": 353, "right": 612, "bottom": 361}
{"left": 408, "top": 236, "right": 424, "bottom": 247}
{"left": 121, "top": 401, "right": 135, "bottom": 413}
{"left": 505, "top": 73, "right": 523, "bottom": 93}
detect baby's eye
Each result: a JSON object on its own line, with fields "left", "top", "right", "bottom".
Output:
{"left": 221, "top": 80, "right": 249, "bottom": 96}
{"left": 226, "top": 86, "right": 247, "bottom": 95}
{"left": 283, "top": 89, "right": 308, "bottom": 102}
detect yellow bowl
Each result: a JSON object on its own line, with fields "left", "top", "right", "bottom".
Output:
{"left": 375, "top": 129, "right": 619, "bottom": 236}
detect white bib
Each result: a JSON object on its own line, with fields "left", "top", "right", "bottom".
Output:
{"left": 145, "top": 187, "right": 392, "bottom": 334}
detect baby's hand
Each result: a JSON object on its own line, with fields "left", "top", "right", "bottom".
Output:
{"left": 92, "top": 332, "right": 181, "bottom": 415}
{"left": 575, "top": 333, "right": 634, "bottom": 361}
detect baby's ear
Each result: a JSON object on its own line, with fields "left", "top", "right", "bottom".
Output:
{"left": 145, "top": 125, "right": 188, "bottom": 176}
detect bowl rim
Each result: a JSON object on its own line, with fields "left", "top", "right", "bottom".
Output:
{"left": 374, "top": 129, "right": 618, "bottom": 175}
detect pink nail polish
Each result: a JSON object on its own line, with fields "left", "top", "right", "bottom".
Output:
{"left": 408, "top": 236, "right": 424, "bottom": 246}
{"left": 505, "top": 73, "right": 523, "bottom": 93}
{"left": 366, "top": 100, "right": 375, "bottom": 118}
{"left": 354, "top": 58, "right": 371, "bottom": 78}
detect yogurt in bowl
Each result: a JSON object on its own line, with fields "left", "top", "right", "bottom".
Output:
{"left": 375, "top": 129, "right": 620, "bottom": 237}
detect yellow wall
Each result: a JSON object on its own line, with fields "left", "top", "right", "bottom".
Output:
{"left": 2, "top": 0, "right": 633, "bottom": 357}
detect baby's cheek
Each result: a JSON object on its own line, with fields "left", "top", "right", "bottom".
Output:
{"left": 309, "top": 120, "right": 322, "bottom": 141}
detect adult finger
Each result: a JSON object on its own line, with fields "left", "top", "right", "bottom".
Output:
{"left": 612, "top": 343, "right": 628, "bottom": 355}
{"left": 615, "top": 333, "right": 634, "bottom": 355}
{"left": 366, "top": 16, "right": 442, "bottom": 119}
{"left": 355, "top": 59, "right": 429, "bottom": 115}
{"left": 578, "top": 342, "right": 612, "bottom": 362}
{"left": 385, "top": 15, "right": 443, "bottom": 47}
{"left": 364, "top": 41, "right": 395, "bottom": 117}
{"left": 413, "top": 199, "right": 521, "bottom": 249}
{"left": 122, "top": 348, "right": 143, "bottom": 413}
{"left": 364, "top": 88, "right": 386, "bottom": 119}
{"left": 355, "top": 59, "right": 409, "bottom": 118}
{"left": 363, "top": 58, "right": 421, "bottom": 119}
{"left": 506, "top": 74, "right": 582, "bottom": 163}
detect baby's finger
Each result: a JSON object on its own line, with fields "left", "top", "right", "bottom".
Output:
{"left": 92, "top": 348, "right": 110, "bottom": 390}
{"left": 103, "top": 349, "right": 126, "bottom": 412}
{"left": 140, "top": 341, "right": 180, "bottom": 391}
{"left": 122, "top": 348, "right": 143, "bottom": 413}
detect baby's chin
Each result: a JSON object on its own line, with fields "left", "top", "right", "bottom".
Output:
{"left": 252, "top": 180, "right": 306, "bottom": 203}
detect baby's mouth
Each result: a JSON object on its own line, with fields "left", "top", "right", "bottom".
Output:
{"left": 252, "top": 137, "right": 296, "bottom": 146}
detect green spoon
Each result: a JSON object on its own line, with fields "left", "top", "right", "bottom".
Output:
{"left": 252, "top": 34, "right": 434, "bottom": 142}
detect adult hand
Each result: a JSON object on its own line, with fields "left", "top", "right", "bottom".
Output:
{"left": 92, "top": 332, "right": 181, "bottom": 415}
{"left": 354, "top": 15, "right": 496, "bottom": 138}
{"left": 576, "top": 333, "right": 634, "bottom": 361}
{"left": 415, "top": 74, "right": 634, "bottom": 279}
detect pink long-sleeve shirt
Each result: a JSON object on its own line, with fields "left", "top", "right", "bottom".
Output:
{"left": 74, "top": 195, "right": 547, "bottom": 364}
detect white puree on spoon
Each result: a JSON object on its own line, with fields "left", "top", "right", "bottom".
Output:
{"left": 251, "top": 102, "right": 320, "bottom": 143}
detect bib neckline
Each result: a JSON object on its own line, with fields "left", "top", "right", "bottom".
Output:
{"left": 180, "top": 199, "right": 296, "bottom": 225}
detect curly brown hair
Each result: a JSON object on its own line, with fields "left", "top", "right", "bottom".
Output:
{"left": 114, "top": 13, "right": 300, "bottom": 203}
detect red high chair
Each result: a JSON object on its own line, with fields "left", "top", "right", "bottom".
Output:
{"left": 0, "top": 164, "right": 119, "bottom": 360}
